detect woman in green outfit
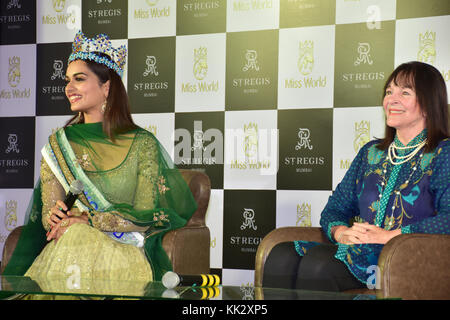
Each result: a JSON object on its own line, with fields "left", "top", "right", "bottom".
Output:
{"left": 2, "top": 31, "right": 197, "bottom": 296}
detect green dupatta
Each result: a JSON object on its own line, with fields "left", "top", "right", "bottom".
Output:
{"left": 2, "top": 123, "right": 197, "bottom": 281}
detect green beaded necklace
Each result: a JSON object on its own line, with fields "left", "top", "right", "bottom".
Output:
{"left": 374, "top": 130, "right": 427, "bottom": 228}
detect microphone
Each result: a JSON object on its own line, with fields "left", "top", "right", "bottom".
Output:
{"left": 162, "top": 271, "right": 221, "bottom": 289}
{"left": 162, "top": 287, "right": 221, "bottom": 300}
{"left": 62, "top": 179, "right": 84, "bottom": 213}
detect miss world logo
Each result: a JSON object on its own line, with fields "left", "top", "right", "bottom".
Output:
{"left": 52, "top": 0, "right": 66, "bottom": 12}
{"left": 298, "top": 40, "right": 314, "bottom": 76}
{"left": 193, "top": 46, "right": 208, "bottom": 81}
{"left": 417, "top": 31, "right": 436, "bottom": 65}
{"left": 5, "top": 200, "right": 18, "bottom": 232}
{"left": 8, "top": 56, "right": 21, "bottom": 88}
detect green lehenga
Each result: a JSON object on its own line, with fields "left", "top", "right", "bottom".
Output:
{"left": 2, "top": 122, "right": 197, "bottom": 298}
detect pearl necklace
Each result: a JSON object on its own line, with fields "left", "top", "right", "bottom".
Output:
{"left": 387, "top": 139, "right": 427, "bottom": 165}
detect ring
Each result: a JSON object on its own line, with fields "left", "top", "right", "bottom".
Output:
{"left": 60, "top": 219, "right": 70, "bottom": 227}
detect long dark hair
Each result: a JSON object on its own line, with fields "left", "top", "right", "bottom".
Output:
{"left": 378, "top": 61, "right": 449, "bottom": 152}
{"left": 65, "top": 53, "right": 137, "bottom": 140}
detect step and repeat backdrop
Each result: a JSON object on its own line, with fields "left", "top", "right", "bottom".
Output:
{"left": 0, "top": 0, "right": 449, "bottom": 287}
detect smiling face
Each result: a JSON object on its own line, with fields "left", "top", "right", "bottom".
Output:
{"left": 383, "top": 78, "right": 426, "bottom": 144}
{"left": 65, "top": 60, "right": 110, "bottom": 116}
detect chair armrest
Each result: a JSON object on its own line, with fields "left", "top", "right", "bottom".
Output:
{"left": 1, "top": 226, "right": 23, "bottom": 275}
{"left": 162, "top": 226, "right": 210, "bottom": 275}
{"left": 254, "top": 227, "right": 330, "bottom": 287}
{"left": 378, "top": 233, "right": 450, "bottom": 300}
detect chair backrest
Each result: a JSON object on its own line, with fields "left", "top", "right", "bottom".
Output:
{"left": 163, "top": 169, "right": 211, "bottom": 275}
{"left": 179, "top": 169, "right": 211, "bottom": 227}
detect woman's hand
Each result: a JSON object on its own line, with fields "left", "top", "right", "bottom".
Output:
{"left": 46, "top": 216, "right": 88, "bottom": 242}
{"left": 351, "top": 223, "right": 401, "bottom": 244}
{"left": 333, "top": 223, "right": 401, "bottom": 245}
{"left": 46, "top": 200, "right": 89, "bottom": 242}
{"left": 47, "top": 200, "right": 70, "bottom": 228}
{"left": 333, "top": 225, "right": 365, "bottom": 244}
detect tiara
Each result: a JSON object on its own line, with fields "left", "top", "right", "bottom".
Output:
{"left": 68, "top": 30, "right": 127, "bottom": 77}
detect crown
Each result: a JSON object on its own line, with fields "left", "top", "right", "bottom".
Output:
{"left": 297, "top": 203, "right": 311, "bottom": 212}
{"left": 244, "top": 122, "right": 258, "bottom": 132}
{"left": 9, "top": 56, "right": 20, "bottom": 66}
{"left": 194, "top": 46, "right": 207, "bottom": 59}
{"left": 419, "top": 30, "right": 436, "bottom": 43}
{"left": 299, "top": 40, "right": 314, "bottom": 50}
{"left": 355, "top": 120, "right": 370, "bottom": 133}
{"left": 6, "top": 200, "right": 18, "bottom": 212}
{"left": 68, "top": 30, "right": 127, "bottom": 77}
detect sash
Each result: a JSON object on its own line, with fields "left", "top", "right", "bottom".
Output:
{"left": 41, "top": 128, "right": 144, "bottom": 247}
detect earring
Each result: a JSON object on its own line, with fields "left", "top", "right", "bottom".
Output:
{"left": 101, "top": 101, "right": 107, "bottom": 114}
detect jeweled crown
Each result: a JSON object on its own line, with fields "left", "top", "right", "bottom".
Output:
{"left": 68, "top": 30, "right": 127, "bottom": 77}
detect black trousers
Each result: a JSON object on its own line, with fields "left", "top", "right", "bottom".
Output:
{"left": 262, "top": 242, "right": 366, "bottom": 292}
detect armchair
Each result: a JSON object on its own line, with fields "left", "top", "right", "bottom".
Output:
{"left": 255, "top": 226, "right": 450, "bottom": 300}
{"left": 1, "top": 169, "right": 211, "bottom": 276}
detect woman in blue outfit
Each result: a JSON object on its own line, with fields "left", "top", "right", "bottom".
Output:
{"left": 263, "top": 61, "right": 449, "bottom": 292}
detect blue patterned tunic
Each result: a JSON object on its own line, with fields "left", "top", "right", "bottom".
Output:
{"left": 294, "top": 131, "right": 450, "bottom": 285}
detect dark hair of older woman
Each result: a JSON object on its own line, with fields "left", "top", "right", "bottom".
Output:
{"left": 378, "top": 61, "right": 449, "bottom": 152}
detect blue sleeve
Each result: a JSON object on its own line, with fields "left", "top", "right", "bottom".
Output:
{"left": 320, "top": 142, "right": 374, "bottom": 242}
{"left": 402, "top": 139, "right": 450, "bottom": 235}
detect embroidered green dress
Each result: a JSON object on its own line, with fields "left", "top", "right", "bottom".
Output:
{"left": 3, "top": 122, "right": 197, "bottom": 295}
{"left": 295, "top": 131, "right": 450, "bottom": 284}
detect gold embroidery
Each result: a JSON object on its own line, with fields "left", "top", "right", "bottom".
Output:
{"left": 76, "top": 149, "right": 91, "bottom": 169}
{"left": 157, "top": 176, "right": 170, "bottom": 195}
{"left": 40, "top": 158, "right": 65, "bottom": 231}
{"left": 346, "top": 253, "right": 353, "bottom": 265}
{"left": 90, "top": 210, "right": 147, "bottom": 232}
{"left": 384, "top": 215, "right": 395, "bottom": 230}
{"left": 368, "top": 201, "right": 378, "bottom": 213}
{"left": 152, "top": 211, "right": 169, "bottom": 227}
